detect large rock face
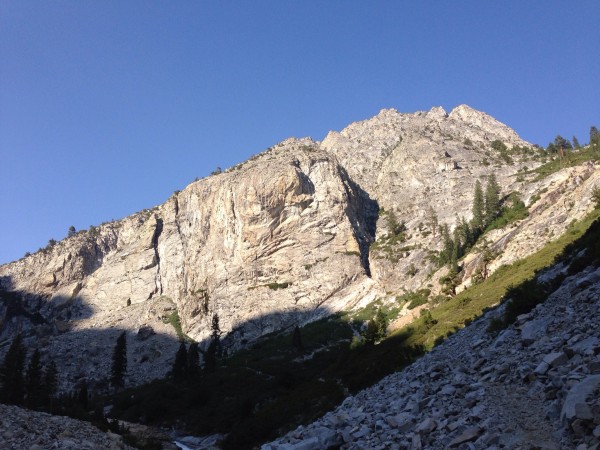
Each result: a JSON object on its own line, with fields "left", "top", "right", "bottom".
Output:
{"left": 1, "top": 104, "right": 598, "bottom": 389}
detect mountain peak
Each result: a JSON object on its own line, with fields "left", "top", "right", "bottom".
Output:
{"left": 427, "top": 106, "right": 448, "bottom": 119}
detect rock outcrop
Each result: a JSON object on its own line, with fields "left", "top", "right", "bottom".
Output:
{"left": 0, "top": 403, "right": 135, "bottom": 450}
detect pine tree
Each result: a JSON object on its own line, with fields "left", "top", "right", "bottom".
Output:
{"left": 187, "top": 342, "right": 200, "bottom": 376}
{"left": 439, "top": 224, "right": 452, "bottom": 266}
{"left": 0, "top": 334, "right": 27, "bottom": 405}
{"left": 25, "top": 349, "right": 43, "bottom": 407}
{"left": 458, "top": 216, "right": 473, "bottom": 249}
{"left": 440, "top": 267, "right": 461, "bottom": 297}
{"left": 374, "top": 309, "right": 388, "bottom": 341}
{"left": 451, "top": 227, "right": 461, "bottom": 271}
{"left": 484, "top": 174, "right": 501, "bottom": 226}
{"left": 572, "top": 136, "right": 580, "bottom": 149}
{"left": 387, "top": 210, "right": 405, "bottom": 236}
{"left": 553, "top": 135, "right": 572, "bottom": 151}
{"left": 591, "top": 126, "right": 600, "bottom": 151}
{"left": 291, "top": 326, "right": 304, "bottom": 351}
{"left": 362, "top": 319, "right": 379, "bottom": 345}
{"left": 426, "top": 206, "right": 438, "bottom": 237}
{"left": 111, "top": 332, "right": 127, "bottom": 389}
{"left": 591, "top": 126, "right": 600, "bottom": 144}
{"left": 172, "top": 342, "right": 188, "bottom": 381}
{"left": 41, "top": 360, "right": 58, "bottom": 408}
{"left": 205, "top": 314, "right": 222, "bottom": 373}
{"left": 471, "top": 180, "right": 485, "bottom": 232}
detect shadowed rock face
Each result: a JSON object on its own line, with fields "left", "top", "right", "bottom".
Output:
{"left": 1, "top": 105, "right": 599, "bottom": 388}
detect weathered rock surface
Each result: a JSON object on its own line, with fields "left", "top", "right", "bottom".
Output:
{"left": 0, "top": 403, "right": 135, "bottom": 450}
{"left": 264, "top": 265, "right": 600, "bottom": 449}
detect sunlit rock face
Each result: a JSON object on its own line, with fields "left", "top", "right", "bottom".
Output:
{"left": 2, "top": 104, "right": 599, "bottom": 389}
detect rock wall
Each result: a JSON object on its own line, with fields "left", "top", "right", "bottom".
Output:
{"left": 1, "top": 104, "right": 598, "bottom": 390}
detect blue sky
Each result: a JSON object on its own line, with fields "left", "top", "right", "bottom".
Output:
{"left": 1, "top": 1, "right": 599, "bottom": 264}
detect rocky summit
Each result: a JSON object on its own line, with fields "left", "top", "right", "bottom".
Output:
{"left": 1, "top": 104, "right": 599, "bottom": 449}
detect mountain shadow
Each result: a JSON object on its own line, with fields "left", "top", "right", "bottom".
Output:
{"left": 0, "top": 277, "right": 424, "bottom": 450}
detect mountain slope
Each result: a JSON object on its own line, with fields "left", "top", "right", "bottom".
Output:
{"left": 265, "top": 220, "right": 600, "bottom": 449}
{"left": 1, "top": 105, "right": 598, "bottom": 393}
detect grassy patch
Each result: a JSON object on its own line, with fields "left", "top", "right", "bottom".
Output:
{"left": 162, "top": 311, "right": 192, "bottom": 342}
{"left": 531, "top": 146, "right": 600, "bottom": 181}
{"left": 397, "top": 290, "right": 430, "bottom": 310}
{"left": 485, "top": 193, "right": 529, "bottom": 232}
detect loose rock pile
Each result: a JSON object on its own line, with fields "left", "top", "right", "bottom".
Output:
{"left": 264, "top": 265, "right": 600, "bottom": 449}
{"left": 0, "top": 404, "right": 134, "bottom": 450}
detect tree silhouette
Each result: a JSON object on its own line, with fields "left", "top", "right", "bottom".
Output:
{"left": 374, "top": 309, "right": 388, "bottom": 341}
{"left": 292, "top": 326, "right": 303, "bottom": 351}
{"left": 187, "top": 342, "right": 200, "bottom": 376}
{"left": 0, "top": 334, "right": 26, "bottom": 405}
{"left": 204, "top": 314, "right": 222, "bottom": 373}
{"left": 172, "top": 342, "right": 188, "bottom": 381}
{"left": 362, "top": 319, "right": 379, "bottom": 346}
{"left": 41, "top": 360, "right": 58, "bottom": 408}
{"left": 111, "top": 332, "right": 127, "bottom": 389}
{"left": 25, "top": 349, "right": 43, "bottom": 407}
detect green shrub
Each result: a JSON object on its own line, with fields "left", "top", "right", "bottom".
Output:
{"left": 592, "top": 186, "right": 600, "bottom": 209}
{"left": 401, "top": 291, "right": 428, "bottom": 310}
{"left": 501, "top": 278, "right": 549, "bottom": 325}
{"left": 485, "top": 192, "right": 529, "bottom": 232}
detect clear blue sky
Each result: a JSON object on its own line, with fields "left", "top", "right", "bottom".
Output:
{"left": 1, "top": 1, "right": 599, "bottom": 264}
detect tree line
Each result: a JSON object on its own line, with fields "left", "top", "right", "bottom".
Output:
{"left": 437, "top": 174, "right": 508, "bottom": 295}
{"left": 0, "top": 334, "right": 58, "bottom": 408}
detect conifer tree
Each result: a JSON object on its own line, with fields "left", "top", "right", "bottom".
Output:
{"left": 0, "top": 334, "right": 26, "bottom": 405}
{"left": 426, "top": 206, "right": 438, "bottom": 237}
{"left": 374, "top": 309, "right": 388, "bottom": 341}
{"left": 291, "top": 326, "right": 304, "bottom": 351}
{"left": 439, "top": 224, "right": 453, "bottom": 265}
{"left": 187, "top": 342, "right": 200, "bottom": 376}
{"left": 26, "top": 349, "right": 43, "bottom": 407}
{"left": 451, "top": 227, "right": 461, "bottom": 271}
{"left": 591, "top": 126, "right": 600, "bottom": 145}
{"left": 484, "top": 174, "right": 501, "bottom": 226}
{"left": 172, "top": 342, "right": 188, "bottom": 381}
{"left": 471, "top": 180, "right": 485, "bottom": 232}
{"left": 111, "top": 332, "right": 127, "bottom": 389}
{"left": 458, "top": 216, "right": 473, "bottom": 249}
{"left": 42, "top": 360, "right": 58, "bottom": 407}
{"left": 204, "top": 314, "right": 222, "bottom": 373}
{"left": 362, "top": 319, "right": 379, "bottom": 345}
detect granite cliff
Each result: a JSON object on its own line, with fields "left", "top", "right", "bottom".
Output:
{"left": 1, "top": 105, "right": 598, "bottom": 392}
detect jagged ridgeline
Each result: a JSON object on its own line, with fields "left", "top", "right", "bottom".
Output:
{"left": 1, "top": 106, "right": 600, "bottom": 447}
